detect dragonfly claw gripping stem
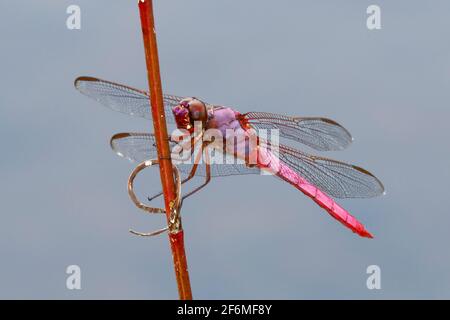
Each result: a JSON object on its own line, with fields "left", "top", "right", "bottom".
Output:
{"left": 127, "top": 159, "right": 183, "bottom": 237}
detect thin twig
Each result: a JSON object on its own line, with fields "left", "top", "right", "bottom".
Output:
{"left": 138, "top": 0, "right": 193, "bottom": 300}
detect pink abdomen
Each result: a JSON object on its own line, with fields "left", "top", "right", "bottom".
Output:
{"left": 256, "top": 147, "right": 373, "bottom": 238}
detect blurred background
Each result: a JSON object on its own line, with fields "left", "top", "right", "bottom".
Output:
{"left": 1, "top": 0, "right": 449, "bottom": 299}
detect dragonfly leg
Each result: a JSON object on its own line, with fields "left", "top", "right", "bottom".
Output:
{"left": 180, "top": 172, "right": 211, "bottom": 203}
{"left": 181, "top": 146, "right": 211, "bottom": 205}
{"left": 147, "top": 174, "right": 195, "bottom": 202}
{"left": 147, "top": 191, "right": 163, "bottom": 202}
{"left": 148, "top": 135, "right": 203, "bottom": 203}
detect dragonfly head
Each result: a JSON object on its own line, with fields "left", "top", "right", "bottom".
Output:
{"left": 172, "top": 97, "right": 208, "bottom": 133}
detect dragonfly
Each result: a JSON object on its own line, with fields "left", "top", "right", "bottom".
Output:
{"left": 75, "top": 76, "right": 384, "bottom": 238}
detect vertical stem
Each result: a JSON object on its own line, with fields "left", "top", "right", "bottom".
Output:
{"left": 138, "top": 0, "right": 193, "bottom": 300}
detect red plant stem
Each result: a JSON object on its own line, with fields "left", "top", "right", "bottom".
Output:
{"left": 138, "top": 0, "right": 193, "bottom": 300}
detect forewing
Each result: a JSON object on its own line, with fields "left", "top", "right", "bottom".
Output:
{"left": 75, "top": 76, "right": 184, "bottom": 123}
{"left": 244, "top": 112, "right": 353, "bottom": 151}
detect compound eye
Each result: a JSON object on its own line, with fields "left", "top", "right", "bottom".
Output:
{"left": 189, "top": 100, "right": 207, "bottom": 122}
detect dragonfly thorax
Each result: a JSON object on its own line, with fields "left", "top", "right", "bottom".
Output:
{"left": 172, "top": 97, "right": 208, "bottom": 132}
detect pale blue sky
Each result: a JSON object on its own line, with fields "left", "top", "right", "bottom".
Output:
{"left": 1, "top": 0, "right": 450, "bottom": 299}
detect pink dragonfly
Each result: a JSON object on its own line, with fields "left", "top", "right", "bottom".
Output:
{"left": 75, "top": 76, "right": 384, "bottom": 238}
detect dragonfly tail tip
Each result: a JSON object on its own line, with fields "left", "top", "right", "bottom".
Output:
{"left": 362, "top": 231, "right": 374, "bottom": 239}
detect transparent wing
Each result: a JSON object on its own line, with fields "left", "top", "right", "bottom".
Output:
{"left": 262, "top": 141, "right": 384, "bottom": 198}
{"left": 110, "top": 132, "right": 161, "bottom": 162}
{"left": 110, "top": 133, "right": 382, "bottom": 197}
{"left": 75, "top": 76, "right": 184, "bottom": 123}
{"left": 191, "top": 146, "right": 260, "bottom": 177}
{"left": 110, "top": 132, "right": 260, "bottom": 178}
{"left": 243, "top": 111, "right": 353, "bottom": 151}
